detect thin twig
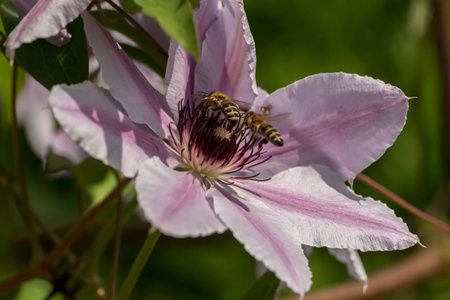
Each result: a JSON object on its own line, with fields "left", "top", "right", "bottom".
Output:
{"left": 281, "top": 249, "right": 447, "bottom": 300}
{"left": 111, "top": 170, "right": 124, "bottom": 300}
{"left": 95, "top": 0, "right": 126, "bottom": 24}
{"left": 103, "top": 0, "right": 168, "bottom": 56}
{"left": 356, "top": 173, "right": 450, "bottom": 234}
{"left": 10, "top": 62, "right": 43, "bottom": 261}
{"left": 0, "top": 177, "right": 133, "bottom": 292}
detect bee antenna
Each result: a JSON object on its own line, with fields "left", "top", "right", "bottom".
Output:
{"left": 197, "top": 91, "right": 208, "bottom": 95}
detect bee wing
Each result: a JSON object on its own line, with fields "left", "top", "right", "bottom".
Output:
{"left": 228, "top": 99, "right": 253, "bottom": 112}
{"left": 264, "top": 112, "right": 293, "bottom": 123}
{"left": 188, "top": 94, "right": 206, "bottom": 102}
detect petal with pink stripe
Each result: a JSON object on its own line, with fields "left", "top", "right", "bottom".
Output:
{"left": 49, "top": 82, "right": 167, "bottom": 178}
{"left": 254, "top": 73, "right": 409, "bottom": 183}
{"left": 232, "top": 165, "right": 418, "bottom": 251}
{"left": 136, "top": 157, "right": 227, "bottom": 237}
{"left": 81, "top": 12, "right": 172, "bottom": 138}
{"left": 210, "top": 185, "right": 312, "bottom": 296}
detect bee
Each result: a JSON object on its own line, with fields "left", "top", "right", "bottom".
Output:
{"left": 201, "top": 91, "right": 246, "bottom": 127}
{"left": 243, "top": 111, "right": 290, "bottom": 147}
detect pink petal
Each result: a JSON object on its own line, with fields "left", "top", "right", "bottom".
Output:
{"left": 254, "top": 73, "right": 409, "bottom": 182}
{"left": 164, "top": 0, "right": 221, "bottom": 116}
{"left": 49, "top": 82, "right": 167, "bottom": 178}
{"left": 5, "top": 0, "right": 91, "bottom": 58}
{"left": 136, "top": 157, "right": 226, "bottom": 237}
{"left": 231, "top": 165, "right": 418, "bottom": 251}
{"left": 164, "top": 40, "right": 197, "bottom": 122}
{"left": 223, "top": 0, "right": 257, "bottom": 99}
{"left": 328, "top": 248, "right": 368, "bottom": 289}
{"left": 16, "top": 75, "right": 55, "bottom": 162}
{"left": 194, "top": 0, "right": 220, "bottom": 42}
{"left": 194, "top": 0, "right": 256, "bottom": 102}
{"left": 81, "top": 12, "right": 172, "bottom": 138}
{"left": 50, "top": 130, "right": 87, "bottom": 164}
{"left": 210, "top": 186, "right": 312, "bottom": 296}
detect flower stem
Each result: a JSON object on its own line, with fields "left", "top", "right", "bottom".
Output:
{"left": 10, "top": 62, "right": 43, "bottom": 262}
{"left": 117, "top": 228, "right": 160, "bottom": 300}
{"left": 356, "top": 173, "right": 450, "bottom": 234}
{"left": 111, "top": 170, "right": 124, "bottom": 300}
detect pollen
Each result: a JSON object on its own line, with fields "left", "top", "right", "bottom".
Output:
{"left": 214, "top": 127, "right": 232, "bottom": 140}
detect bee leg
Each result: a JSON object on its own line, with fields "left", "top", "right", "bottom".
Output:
{"left": 258, "top": 138, "right": 269, "bottom": 149}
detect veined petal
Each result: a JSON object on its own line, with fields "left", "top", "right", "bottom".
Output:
{"left": 255, "top": 73, "right": 409, "bottom": 182}
{"left": 195, "top": 0, "right": 220, "bottom": 41}
{"left": 234, "top": 165, "right": 418, "bottom": 251}
{"left": 210, "top": 186, "right": 312, "bottom": 296}
{"left": 136, "top": 157, "right": 227, "bottom": 237}
{"left": 328, "top": 248, "right": 368, "bottom": 289}
{"left": 49, "top": 82, "right": 167, "bottom": 178}
{"left": 5, "top": 0, "right": 91, "bottom": 58}
{"left": 223, "top": 0, "right": 257, "bottom": 100}
{"left": 163, "top": 0, "right": 221, "bottom": 120}
{"left": 194, "top": 0, "right": 256, "bottom": 102}
{"left": 164, "top": 40, "right": 197, "bottom": 122}
{"left": 81, "top": 12, "right": 172, "bottom": 138}
{"left": 194, "top": 16, "right": 229, "bottom": 95}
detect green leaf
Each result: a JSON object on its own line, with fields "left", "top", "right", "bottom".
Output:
{"left": 119, "top": 0, "right": 142, "bottom": 14}
{"left": 239, "top": 271, "right": 280, "bottom": 300}
{"left": 90, "top": 10, "right": 167, "bottom": 77}
{"left": 15, "top": 279, "right": 64, "bottom": 300}
{"left": 134, "top": 0, "right": 200, "bottom": 59}
{"left": 117, "top": 229, "right": 160, "bottom": 300}
{"left": 0, "top": 1, "right": 89, "bottom": 89}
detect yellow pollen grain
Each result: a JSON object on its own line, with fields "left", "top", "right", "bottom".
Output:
{"left": 214, "top": 127, "right": 232, "bottom": 140}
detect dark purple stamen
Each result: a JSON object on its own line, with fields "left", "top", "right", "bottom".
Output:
{"left": 170, "top": 99, "right": 270, "bottom": 181}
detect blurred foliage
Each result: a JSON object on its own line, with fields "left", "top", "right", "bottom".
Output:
{"left": 0, "top": 0, "right": 449, "bottom": 299}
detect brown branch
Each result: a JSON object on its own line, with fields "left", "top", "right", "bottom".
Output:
{"left": 356, "top": 173, "right": 450, "bottom": 234}
{"left": 282, "top": 249, "right": 447, "bottom": 300}
{"left": 0, "top": 177, "right": 133, "bottom": 292}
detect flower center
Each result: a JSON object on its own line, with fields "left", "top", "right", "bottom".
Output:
{"left": 168, "top": 99, "right": 270, "bottom": 186}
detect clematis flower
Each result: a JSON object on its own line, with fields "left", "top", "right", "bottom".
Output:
{"left": 48, "top": 0, "right": 418, "bottom": 296}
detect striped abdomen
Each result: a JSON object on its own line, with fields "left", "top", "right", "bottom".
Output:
{"left": 220, "top": 99, "right": 240, "bottom": 126}
{"left": 260, "top": 123, "right": 283, "bottom": 146}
